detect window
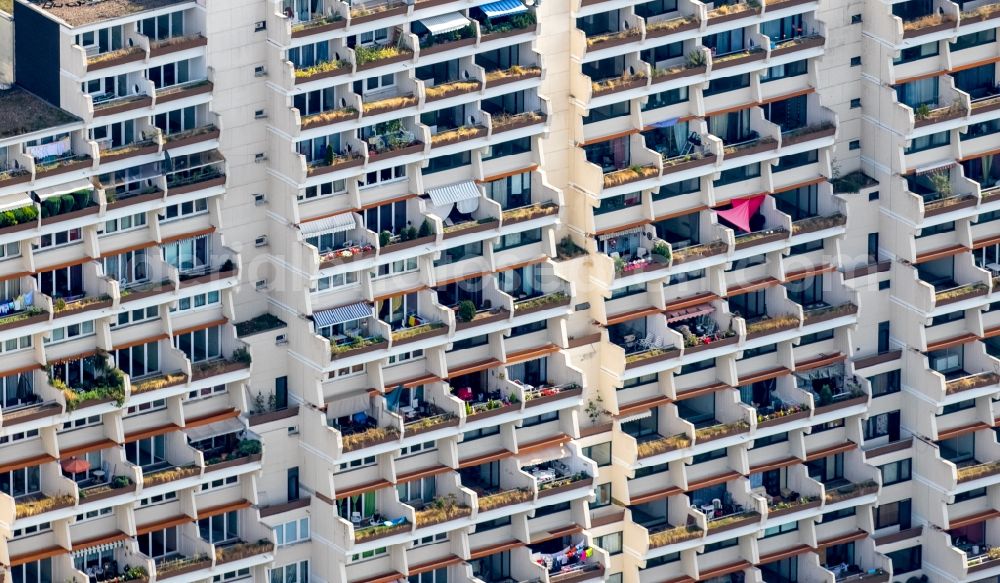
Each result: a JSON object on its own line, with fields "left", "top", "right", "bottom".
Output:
{"left": 483, "top": 137, "right": 531, "bottom": 161}
{"left": 100, "top": 212, "right": 146, "bottom": 234}
{"left": 115, "top": 341, "right": 160, "bottom": 378}
{"left": 103, "top": 248, "right": 148, "bottom": 286}
{"left": 300, "top": 179, "right": 347, "bottom": 200}
{"left": 0, "top": 335, "right": 31, "bottom": 354}
{"left": 139, "top": 491, "right": 177, "bottom": 506}
{"left": 850, "top": 98, "right": 861, "bottom": 109}
{"left": 880, "top": 459, "right": 911, "bottom": 486}
{"left": 463, "top": 425, "right": 501, "bottom": 441}
{"left": 522, "top": 411, "right": 559, "bottom": 426}
{"left": 586, "top": 101, "right": 630, "bottom": 123}
{"left": 112, "top": 305, "right": 159, "bottom": 328}
{"left": 162, "top": 235, "right": 210, "bottom": 271}
{"left": 849, "top": 140, "right": 860, "bottom": 150}
{"left": 409, "top": 567, "right": 447, "bottom": 583}
{"left": 139, "top": 11, "right": 184, "bottom": 40}
{"left": 125, "top": 435, "right": 166, "bottom": 468}
{"left": 874, "top": 499, "right": 911, "bottom": 529}
{"left": 270, "top": 561, "right": 309, "bottom": 583}
{"left": 0, "top": 465, "right": 40, "bottom": 498}
{"left": 595, "top": 532, "right": 623, "bottom": 555}
{"left": 868, "top": 370, "right": 900, "bottom": 397}
{"left": 952, "top": 29, "right": 996, "bottom": 51}
{"left": 583, "top": 442, "right": 611, "bottom": 466}
{"left": 199, "top": 511, "right": 239, "bottom": 544}
{"left": 714, "top": 163, "right": 760, "bottom": 186}
{"left": 173, "top": 325, "right": 222, "bottom": 362}
{"left": 942, "top": 398, "right": 976, "bottom": 415}
{"left": 147, "top": 59, "right": 192, "bottom": 89}
{"left": 496, "top": 228, "right": 542, "bottom": 251}
{"left": 704, "top": 73, "right": 750, "bottom": 96}
{"left": 45, "top": 321, "right": 95, "bottom": 344}
{"left": 905, "top": 130, "right": 950, "bottom": 154}
{"left": 36, "top": 228, "right": 82, "bottom": 249}
{"left": 761, "top": 59, "right": 807, "bottom": 82}
{"left": 851, "top": 13, "right": 862, "bottom": 23}
{"left": 864, "top": 411, "right": 900, "bottom": 440}
{"left": 592, "top": 482, "right": 612, "bottom": 508}
{"left": 894, "top": 42, "right": 938, "bottom": 64}
{"left": 161, "top": 198, "right": 208, "bottom": 221}
{"left": 823, "top": 507, "right": 855, "bottom": 522}
{"left": 138, "top": 527, "right": 178, "bottom": 559}
{"left": 886, "top": 546, "right": 921, "bottom": 575}
{"left": 10, "top": 558, "right": 52, "bottom": 583}
{"left": 762, "top": 521, "right": 797, "bottom": 538}
{"left": 172, "top": 291, "right": 221, "bottom": 312}
{"left": 0, "top": 241, "right": 19, "bottom": 260}
{"left": 850, "top": 56, "right": 861, "bottom": 66}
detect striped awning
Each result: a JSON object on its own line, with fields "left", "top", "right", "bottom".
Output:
{"left": 300, "top": 213, "right": 356, "bottom": 235}
{"left": 420, "top": 12, "right": 472, "bottom": 35}
{"left": 427, "top": 180, "right": 481, "bottom": 206}
{"left": 618, "top": 409, "right": 652, "bottom": 424}
{"left": 186, "top": 417, "right": 244, "bottom": 442}
{"left": 916, "top": 160, "right": 957, "bottom": 175}
{"left": 314, "top": 302, "right": 372, "bottom": 328}
{"left": 665, "top": 304, "right": 714, "bottom": 323}
{"left": 479, "top": 0, "right": 527, "bottom": 18}
{"left": 598, "top": 226, "right": 646, "bottom": 241}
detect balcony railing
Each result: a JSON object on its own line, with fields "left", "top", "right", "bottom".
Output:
{"left": 592, "top": 72, "right": 647, "bottom": 97}
{"left": 477, "top": 487, "right": 533, "bottom": 511}
{"left": 935, "top": 282, "right": 989, "bottom": 306}
{"left": 413, "top": 494, "right": 472, "bottom": 527}
{"left": 216, "top": 541, "right": 275, "bottom": 564}
{"left": 957, "top": 460, "right": 1000, "bottom": 483}
{"left": 823, "top": 480, "right": 878, "bottom": 504}
{"left": 330, "top": 334, "right": 387, "bottom": 358}
{"left": 791, "top": 213, "right": 846, "bottom": 235}
{"left": 603, "top": 164, "right": 659, "bottom": 188}
{"left": 695, "top": 420, "right": 750, "bottom": 443}
{"left": 156, "top": 554, "right": 212, "bottom": 579}
{"left": 355, "top": 517, "right": 410, "bottom": 542}
{"left": 902, "top": 13, "right": 956, "bottom": 38}
{"left": 744, "top": 314, "right": 800, "bottom": 339}
{"left": 341, "top": 425, "right": 399, "bottom": 452}
{"left": 962, "top": 3, "right": 1000, "bottom": 24}
{"left": 636, "top": 433, "right": 691, "bottom": 458}
{"left": 648, "top": 523, "right": 702, "bottom": 548}
{"left": 706, "top": 509, "right": 759, "bottom": 531}
{"left": 945, "top": 371, "right": 1000, "bottom": 395}
{"left": 15, "top": 493, "right": 75, "bottom": 519}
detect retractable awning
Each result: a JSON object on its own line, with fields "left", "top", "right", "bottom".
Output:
{"left": 300, "top": 212, "right": 356, "bottom": 235}
{"left": 479, "top": 0, "right": 527, "bottom": 18}
{"left": 420, "top": 12, "right": 472, "bottom": 35}
{"left": 598, "top": 226, "right": 646, "bottom": 241}
{"left": 186, "top": 417, "right": 244, "bottom": 442}
{"left": 427, "top": 180, "right": 481, "bottom": 206}
{"left": 916, "top": 160, "right": 957, "bottom": 175}
{"left": 618, "top": 409, "right": 652, "bottom": 424}
{"left": 314, "top": 302, "right": 372, "bottom": 328}
{"left": 665, "top": 304, "right": 714, "bottom": 323}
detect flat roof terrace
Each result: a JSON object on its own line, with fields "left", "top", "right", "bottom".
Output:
{"left": 0, "top": 87, "right": 79, "bottom": 140}
{"left": 19, "top": 0, "right": 188, "bottom": 27}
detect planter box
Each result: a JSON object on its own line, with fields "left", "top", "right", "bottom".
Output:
{"left": 481, "top": 24, "right": 537, "bottom": 43}
{"left": 35, "top": 157, "right": 93, "bottom": 178}
{"left": 93, "top": 96, "right": 152, "bottom": 117}
{"left": 331, "top": 340, "right": 389, "bottom": 361}
{"left": 100, "top": 143, "right": 159, "bottom": 164}
{"left": 157, "top": 559, "right": 213, "bottom": 580}
{"left": 455, "top": 309, "right": 510, "bottom": 331}
{"left": 121, "top": 284, "right": 175, "bottom": 304}
{"left": 291, "top": 19, "right": 347, "bottom": 38}
{"left": 757, "top": 409, "right": 810, "bottom": 429}
{"left": 803, "top": 304, "right": 857, "bottom": 325}
{"left": 150, "top": 35, "right": 208, "bottom": 57}
{"left": 537, "top": 477, "right": 593, "bottom": 499}
{"left": 745, "top": 320, "right": 799, "bottom": 340}
{"left": 792, "top": 214, "right": 846, "bottom": 235}
{"left": 712, "top": 50, "right": 766, "bottom": 70}
{"left": 765, "top": 0, "right": 814, "bottom": 8}
{"left": 592, "top": 76, "right": 647, "bottom": 97}
{"left": 646, "top": 19, "right": 699, "bottom": 39}
{"left": 3, "top": 402, "right": 62, "bottom": 426}
{"left": 0, "top": 171, "right": 31, "bottom": 189}
{"left": 586, "top": 33, "right": 641, "bottom": 52}
{"left": 903, "top": 20, "right": 955, "bottom": 38}
{"left": 706, "top": 513, "right": 759, "bottom": 533}
{"left": 157, "top": 82, "right": 213, "bottom": 105}
{"left": 405, "top": 416, "right": 459, "bottom": 436}
{"left": 53, "top": 299, "right": 113, "bottom": 319}
{"left": 969, "top": 557, "right": 1000, "bottom": 573}
{"left": 652, "top": 65, "right": 706, "bottom": 86}
{"left": 308, "top": 156, "right": 365, "bottom": 177}
{"left": 466, "top": 403, "right": 518, "bottom": 421}
{"left": 624, "top": 349, "right": 681, "bottom": 370}
{"left": 734, "top": 230, "right": 788, "bottom": 250}
{"left": 431, "top": 127, "right": 488, "bottom": 149}
{"left": 683, "top": 334, "right": 738, "bottom": 354}
{"left": 486, "top": 70, "right": 541, "bottom": 89}
{"left": 425, "top": 82, "right": 483, "bottom": 103}
{"left": 514, "top": 296, "right": 571, "bottom": 317}
{"left": 205, "top": 453, "right": 262, "bottom": 473}
{"left": 813, "top": 395, "right": 866, "bottom": 415}
{"left": 295, "top": 66, "right": 351, "bottom": 85}
{"left": 769, "top": 35, "right": 825, "bottom": 58}
{"left": 706, "top": 8, "right": 759, "bottom": 25}
{"left": 248, "top": 406, "right": 300, "bottom": 427}
{"left": 73, "top": 395, "right": 117, "bottom": 410}
{"left": 342, "top": 430, "right": 399, "bottom": 452}
{"left": 696, "top": 424, "right": 748, "bottom": 444}
{"left": 179, "top": 267, "right": 238, "bottom": 288}
{"left": 672, "top": 243, "right": 729, "bottom": 265}
{"left": 781, "top": 125, "right": 835, "bottom": 147}
{"left": 41, "top": 205, "right": 100, "bottom": 227}
{"left": 259, "top": 496, "right": 311, "bottom": 518}
{"left": 320, "top": 248, "right": 374, "bottom": 268}
{"left": 0, "top": 311, "right": 48, "bottom": 333}
{"left": 503, "top": 203, "right": 559, "bottom": 225}
{"left": 972, "top": 97, "right": 1000, "bottom": 115}
{"left": 107, "top": 189, "right": 163, "bottom": 210}
{"left": 169, "top": 175, "right": 225, "bottom": 196}
{"left": 351, "top": 5, "right": 407, "bottom": 24}
{"left": 382, "top": 234, "right": 435, "bottom": 253}
{"left": 191, "top": 360, "right": 250, "bottom": 381}
{"left": 87, "top": 49, "right": 145, "bottom": 72}
{"left": 662, "top": 154, "right": 716, "bottom": 175}
{"left": 217, "top": 543, "right": 274, "bottom": 564}
{"left": 420, "top": 36, "right": 476, "bottom": 57}
{"left": 767, "top": 498, "right": 821, "bottom": 518}
{"left": 925, "top": 195, "right": 977, "bottom": 217}
{"left": 442, "top": 220, "right": 498, "bottom": 240}
{"left": 355, "top": 523, "right": 411, "bottom": 543}
{"left": 493, "top": 114, "right": 546, "bottom": 134}
{"left": 357, "top": 51, "right": 413, "bottom": 71}
{"left": 80, "top": 482, "right": 136, "bottom": 503}
{"left": 302, "top": 110, "right": 361, "bottom": 130}
{"left": 914, "top": 107, "right": 967, "bottom": 128}
{"left": 131, "top": 374, "right": 188, "bottom": 395}
{"left": 369, "top": 142, "right": 424, "bottom": 162}
{"left": 725, "top": 138, "right": 778, "bottom": 159}
{"left": 391, "top": 324, "right": 448, "bottom": 347}
{"left": 937, "top": 286, "right": 988, "bottom": 307}
{"left": 525, "top": 386, "right": 583, "bottom": 408}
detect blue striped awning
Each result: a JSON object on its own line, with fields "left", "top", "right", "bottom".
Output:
{"left": 314, "top": 302, "right": 371, "bottom": 328}
{"left": 479, "top": 0, "right": 527, "bottom": 18}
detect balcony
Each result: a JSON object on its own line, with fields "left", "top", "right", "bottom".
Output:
{"left": 294, "top": 58, "right": 351, "bottom": 84}
{"left": 366, "top": 129, "right": 424, "bottom": 162}
{"left": 156, "top": 79, "right": 212, "bottom": 105}
{"left": 636, "top": 433, "right": 691, "bottom": 458}
{"left": 484, "top": 64, "right": 541, "bottom": 89}
{"left": 356, "top": 43, "right": 414, "bottom": 71}
{"left": 290, "top": 14, "right": 345, "bottom": 38}
{"left": 412, "top": 493, "right": 473, "bottom": 528}
{"left": 603, "top": 164, "right": 659, "bottom": 189}
{"left": 165, "top": 155, "right": 225, "bottom": 196}
{"left": 823, "top": 479, "right": 878, "bottom": 504}
{"left": 354, "top": 517, "right": 410, "bottom": 543}
{"left": 362, "top": 92, "right": 417, "bottom": 117}
{"left": 695, "top": 419, "right": 750, "bottom": 444}
{"left": 722, "top": 134, "right": 779, "bottom": 161}
{"left": 155, "top": 554, "right": 213, "bottom": 580}
{"left": 350, "top": 0, "right": 407, "bottom": 24}
{"left": 914, "top": 100, "right": 968, "bottom": 129}
{"left": 957, "top": 460, "right": 1000, "bottom": 483}
{"left": 92, "top": 93, "right": 152, "bottom": 118}
{"left": 706, "top": 508, "right": 760, "bottom": 533}
{"left": 14, "top": 492, "right": 75, "bottom": 520}
{"left": 148, "top": 33, "right": 208, "bottom": 57}
{"left": 935, "top": 282, "right": 989, "bottom": 307}
{"left": 50, "top": 362, "right": 126, "bottom": 412}
{"left": 34, "top": 153, "right": 92, "bottom": 179}
{"left": 791, "top": 213, "right": 846, "bottom": 236}
{"left": 744, "top": 314, "right": 800, "bottom": 340}
{"left": 592, "top": 72, "right": 648, "bottom": 98}
{"left": 945, "top": 371, "right": 1000, "bottom": 395}
{"left": 706, "top": 1, "right": 760, "bottom": 25}
{"left": 215, "top": 540, "right": 274, "bottom": 565}
{"left": 330, "top": 334, "right": 388, "bottom": 360}
{"left": 961, "top": 3, "right": 1000, "bottom": 26}
{"left": 902, "top": 13, "right": 956, "bottom": 39}
{"left": 476, "top": 487, "right": 533, "bottom": 512}
{"left": 430, "top": 124, "right": 488, "bottom": 149}
{"left": 502, "top": 201, "right": 559, "bottom": 225}
{"left": 648, "top": 523, "right": 703, "bottom": 549}
{"left": 99, "top": 136, "right": 159, "bottom": 165}
{"left": 402, "top": 402, "right": 459, "bottom": 437}
{"left": 86, "top": 46, "right": 145, "bottom": 72}
{"left": 190, "top": 353, "right": 251, "bottom": 382}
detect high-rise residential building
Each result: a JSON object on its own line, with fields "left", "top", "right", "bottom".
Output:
{"left": 0, "top": 0, "right": 999, "bottom": 581}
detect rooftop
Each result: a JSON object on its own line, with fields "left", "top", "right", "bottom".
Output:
{"left": 0, "top": 87, "right": 79, "bottom": 140}
{"left": 19, "top": 0, "right": 188, "bottom": 27}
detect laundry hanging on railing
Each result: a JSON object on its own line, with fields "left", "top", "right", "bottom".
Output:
{"left": 0, "top": 291, "right": 33, "bottom": 315}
